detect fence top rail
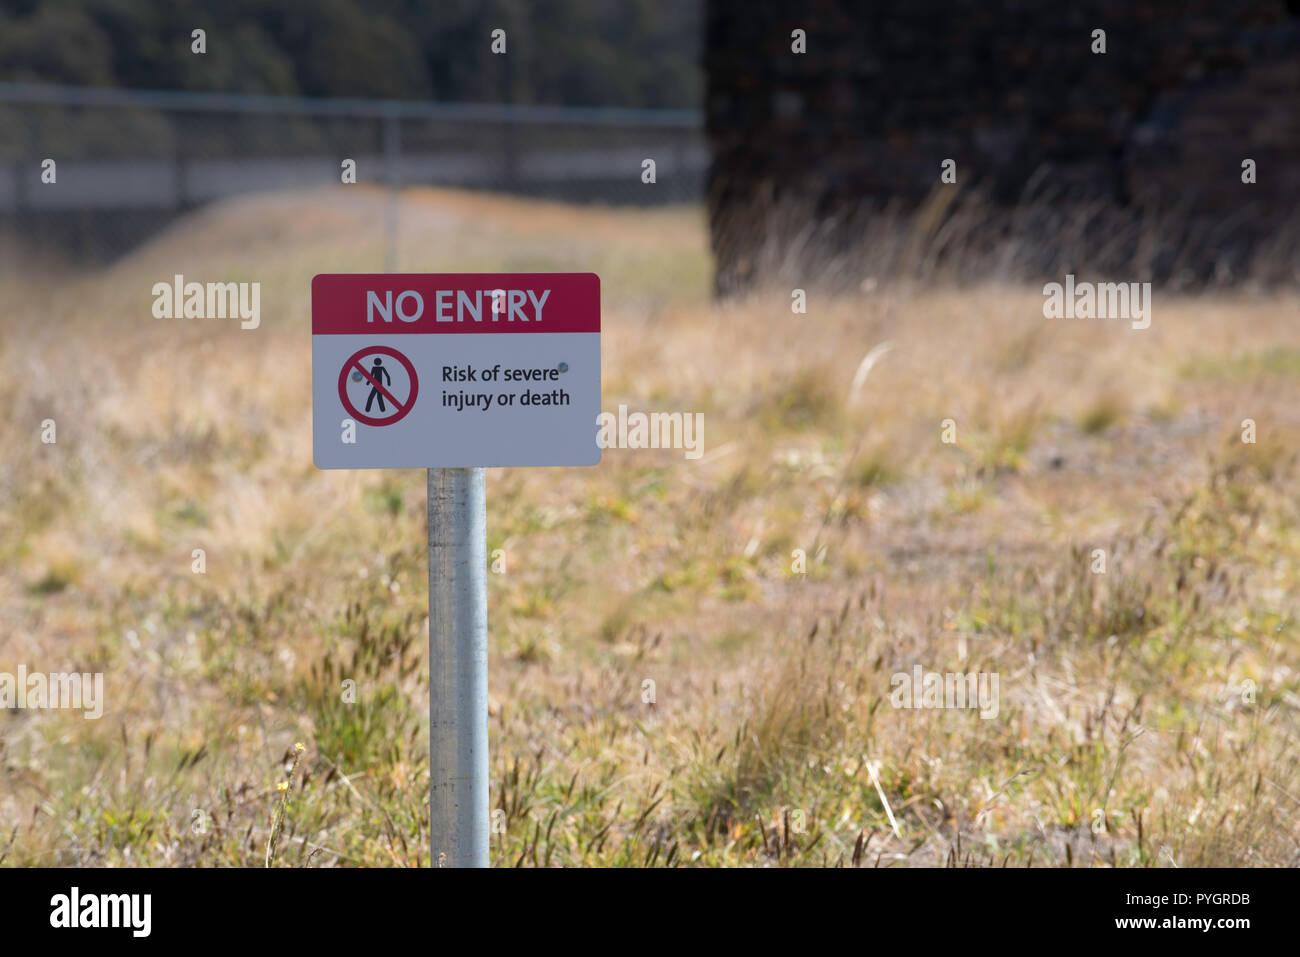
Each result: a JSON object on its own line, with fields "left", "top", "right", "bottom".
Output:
{"left": 0, "top": 83, "right": 703, "bottom": 129}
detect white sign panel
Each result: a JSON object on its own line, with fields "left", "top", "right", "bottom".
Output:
{"left": 312, "top": 273, "right": 601, "bottom": 468}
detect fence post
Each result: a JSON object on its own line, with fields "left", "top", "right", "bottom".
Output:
{"left": 384, "top": 106, "right": 401, "bottom": 270}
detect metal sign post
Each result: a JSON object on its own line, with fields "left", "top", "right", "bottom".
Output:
{"left": 427, "top": 467, "right": 489, "bottom": 867}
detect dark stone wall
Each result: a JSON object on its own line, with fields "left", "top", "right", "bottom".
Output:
{"left": 705, "top": 1, "right": 1300, "bottom": 293}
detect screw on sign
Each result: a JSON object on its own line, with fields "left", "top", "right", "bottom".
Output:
{"left": 337, "top": 345, "right": 419, "bottom": 426}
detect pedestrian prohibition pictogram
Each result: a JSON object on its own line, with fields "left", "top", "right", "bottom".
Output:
{"left": 338, "top": 345, "right": 419, "bottom": 426}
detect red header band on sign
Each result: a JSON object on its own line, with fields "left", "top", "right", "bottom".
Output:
{"left": 312, "top": 273, "right": 600, "bottom": 334}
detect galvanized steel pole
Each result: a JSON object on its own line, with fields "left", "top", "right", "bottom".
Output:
{"left": 427, "top": 467, "right": 489, "bottom": 867}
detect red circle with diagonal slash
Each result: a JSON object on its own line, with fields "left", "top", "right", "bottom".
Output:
{"left": 338, "top": 345, "right": 419, "bottom": 426}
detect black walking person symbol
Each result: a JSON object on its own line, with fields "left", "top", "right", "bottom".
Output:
{"left": 338, "top": 345, "right": 418, "bottom": 427}
{"left": 364, "top": 356, "right": 392, "bottom": 413}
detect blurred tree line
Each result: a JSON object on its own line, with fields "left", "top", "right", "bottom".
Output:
{"left": 0, "top": 0, "right": 701, "bottom": 107}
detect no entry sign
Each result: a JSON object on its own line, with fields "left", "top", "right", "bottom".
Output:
{"left": 312, "top": 273, "right": 601, "bottom": 468}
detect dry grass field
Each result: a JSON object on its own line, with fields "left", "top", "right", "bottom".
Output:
{"left": 0, "top": 186, "right": 1297, "bottom": 866}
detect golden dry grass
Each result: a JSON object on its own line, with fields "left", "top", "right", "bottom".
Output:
{"left": 0, "top": 185, "right": 1297, "bottom": 866}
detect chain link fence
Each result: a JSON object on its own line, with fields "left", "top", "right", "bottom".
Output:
{"left": 0, "top": 84, "right": 705, "bottom": 263}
